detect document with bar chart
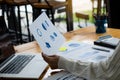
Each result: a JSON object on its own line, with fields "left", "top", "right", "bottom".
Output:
{"left": 29, "top": 12, "right": 66, "bottom": 55}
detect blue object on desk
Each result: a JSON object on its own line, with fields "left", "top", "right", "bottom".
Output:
{"left": 95, "top": 19, "right": 106, "bottom": 33}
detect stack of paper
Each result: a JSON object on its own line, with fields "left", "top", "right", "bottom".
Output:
{"left": 57, "top": 40, "right": 114, "bottom": 63}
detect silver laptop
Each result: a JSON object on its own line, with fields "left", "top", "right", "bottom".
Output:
{"left": 0, "top": 52, "right": 48, "bottom": 79}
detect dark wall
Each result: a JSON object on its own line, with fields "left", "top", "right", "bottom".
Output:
{"left": 106, "top": 0, "right": 120, "bottom": 28}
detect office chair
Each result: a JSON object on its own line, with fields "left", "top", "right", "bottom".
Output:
{"left": 76, "top": 12, "right": 89, "bottom": 28}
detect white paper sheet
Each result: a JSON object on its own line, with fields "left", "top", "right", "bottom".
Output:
{"left": 57, "top": 40, "right": 114, "bottom": 63}
{"left": 29, "top": 12, "right": 66, "bottom": 55}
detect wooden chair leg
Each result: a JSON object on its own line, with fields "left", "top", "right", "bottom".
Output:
{"left": 6, "top": 5, "right": 19, "bottom": 43}
{"left": 85, "top": 20, "right": 88, "bottom": 26}
{"left": 50, "top": 9, "right": 55, "bottom": 24}
{"left": 17, "top": 6, "right": 23, "bottom": 43}
{"left": 25, "top": 5, "right": 31, "bottom": 42}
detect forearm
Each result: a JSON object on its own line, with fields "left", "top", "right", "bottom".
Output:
{"left": 58, "top": 56, "right": 108, "bottom": 80}
{"left": 57, "top": 43, "right": 120, "bottom": 80}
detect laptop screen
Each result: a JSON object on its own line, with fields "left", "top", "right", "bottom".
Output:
{"left": 0, "top": 43, "right": 15, "bottom": 63}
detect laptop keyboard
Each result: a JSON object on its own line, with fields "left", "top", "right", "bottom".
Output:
{"left": 0, "top": 54, "right": 15, "bottom": 68}
{"left": 0, "top": 55, "right": 35, "bottom": 74}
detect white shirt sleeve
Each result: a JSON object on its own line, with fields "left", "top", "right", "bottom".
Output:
{"left": 58, "top": 43, "right": 120, "bottom": 80}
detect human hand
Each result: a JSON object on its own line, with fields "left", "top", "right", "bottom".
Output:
{"left": 42, "top": 53, "right": 59, "bottom": 69}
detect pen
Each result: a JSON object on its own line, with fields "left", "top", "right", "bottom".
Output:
{"left": 92, "top": 47, "right": 110, "bottom": 52}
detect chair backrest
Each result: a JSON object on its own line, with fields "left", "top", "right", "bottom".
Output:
{"left": 0, "top": 16, "right": 9, "bottom": 35}
{"left": 91, "top": 0, "right": 106, "bottom": 17}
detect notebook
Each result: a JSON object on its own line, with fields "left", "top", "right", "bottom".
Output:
{"left": 0, "top": 52, "right": 48, "bottom": 79}
{"left": 94, "top": 35, "right": 120, "bottom": 49}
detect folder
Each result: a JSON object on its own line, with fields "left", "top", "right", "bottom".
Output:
{"left": 94, "top": 35, "right": 120, "bottom": 49}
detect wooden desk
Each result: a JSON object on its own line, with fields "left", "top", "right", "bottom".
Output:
{"left": 14, "top": 26, "right": 120, "bottom": 79}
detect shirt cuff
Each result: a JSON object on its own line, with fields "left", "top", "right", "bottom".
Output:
{"left": 58, "top": 56, "right": 66, "bottom": 69}
{"left": 58, "top": 56, "right": 74, "bottom": 69}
